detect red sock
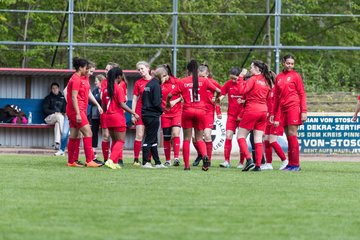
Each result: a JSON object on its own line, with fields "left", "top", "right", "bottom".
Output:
{"left": 288, "top": 136, "right": 299, "bottom": 166}
{"left": 255, "top": 143, "right": 263, "bottom": 167}
{"left": 173, "top": 137, "right": 180, "bottom": 159}
{"left": 102, "top": 141, "right": 110, "bottom": 161}
{"left": 264, "top": 140, "right": 272, "bottom": 163}
{"left": 183, "top": 140, "right": 190, "bottom": 168}
{"left": 163, "top": 140, "right": 171, "bottom": 161}
{"left": 134, "top": 140, "right": 142, "bottom": 159}
{"left": 271, "top": 141, "right": 286, "bottom": 161}
{"left": 237, "top": 138, "right": 251, "bottom": 159}
{"left": 196, "top": 140, "right": 207, "bottom": 158}
{"left": 67, "top": 138, "right": 76, "bottom": 164}
{"left": 240, "top": 153, "right": 245, "bottom": 164}
{"left": 193, "top": 141, "right": 200, "bottom": 156}
{"left": 205, "top": 141, "right": 213, "bottom": 161}
{"left": 287, "top": 136, "right": 293, "bottom": 166}
{"left": 224, "top": 139, "right": 232, "bottom": 162}
{"left": 73, "top": 138, "right": 81, "bottom": 162}
{"left": 110, "top": 140, "right": 124, "bottom": 164}
{"left": 118, "top": 140, "right": 124, "bottom": 162}
{"left": 83, "top": 137, "right": 95, "bottom": 163}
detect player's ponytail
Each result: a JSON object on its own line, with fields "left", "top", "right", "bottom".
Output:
{"left": 107, "top": 67, "right": 123, "bottom": 100}
{"left": 187, "top": 60, "right": 198, "bottom": 100}
{"left": 252, "top": 60, "right": 273, "bottom": 88}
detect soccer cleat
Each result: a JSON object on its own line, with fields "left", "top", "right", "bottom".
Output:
{"left": 67, "top": 161, "right": 84, "bottom": 167}
{"left": 155, "top": 164, "right": 168, "bottom": 169}
{"left": 118, "top": 160, "right": 124, "bottom": 167}
{"left": 279, "top": 159, "right": 289, "bottom": 170}
{"left": 141, "top": 162, "right": 153, "bottom": 169}
{"left": 290, "top": 166, "right": 301, "bottom": 172}
{"left": 93, "top": 159, "right": 104, "bottom": 166}
{"left": 251, "top": 166, "right": 261, "bottom": 172}
{"left": 202, "top": 156, "right": 210, "bottom": 171}
{"left": 281, "top": 165, "right": 294, "bottom": 171}
{"left": 242, "top": 159, "right": 255, "bottom": 172}
{"left": 173, "top": 158, "right": 180, "bottom": 166}
{"left": 260, "top": 163, "right": 273, "bottom": 170}
{"left": 105, "top": 159, "right": 117, "bottom": 169}
{"left": 219, "top": 161, "right": 231, "bottom": 168}
{"left": 236, "top": 163, "right": 244, "bottom": 169}
{"left": 164, "top": 161, "right": 171, "bottom": 167}
{"left": 54, "top": 150, "right": 65, "bottom": 156}
{"left": 184, "top": 167, "right": 190, "bottom": 171}
{"left": 133, "top": 160, "right": 141, "bottom": 166}
{"left": 192, "top": 155, "right": 202, "bottom": 166}
{"left": 86, "top": 160, "right": 103, "bottom": 167}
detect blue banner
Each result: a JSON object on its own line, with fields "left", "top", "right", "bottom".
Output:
{"left": 298, "top": 116, "right": 360, "bottom": 154}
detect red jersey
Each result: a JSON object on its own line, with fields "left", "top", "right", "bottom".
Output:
{"left": 237, "top": 74, "right": 270, "bottom": 113}
{"left": 133, "top": 78, "right": 150, "bottom": 115}
{"left": 221, "top": 79, "right": 244, "bottom": 117}
{"left": 273, "top": 70, "right": 307, "bottom": 121}
{"left": 171, "top": 76, "right": 217, "bottom": 111}
{"left": 103, "top": 83, "right": 126, "bottom": 127}
{"left": 66, "top": 73, "right": 90, "bottom": 115}
{"left": 161, "top": 76, "right": 182, "bottom": 117}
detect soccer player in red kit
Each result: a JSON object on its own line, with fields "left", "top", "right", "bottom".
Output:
{"left": 66, "top": 57, "right": 103, "bottom": 167}
{"left": 102, "top": 67, "right": 139, "bottom": 169}
{"left": 131, "top": 61, "right": 152, "bottom": 166}
{"left": 191, "top": 64, "right": 222, "bottom": 167}
{"left": 161, "top": 64, "right": 182, "bottom": 167}
{"left": 218, "top": 67, "right": 247, "bottom": 168}
{"left": 166, "top": 60, "right": 221, "bottom": 171}
{"left": 100, "top": 62, "right": 119, "bottom": 163}
{"left": 262, "top": 71, "right": 288, "bottom": 170}
{"left": 352, "top": 95, "right": 360, "bottom": 122}
{"left": 237, "top": 60, "right": 273, "bottom": 172}
{"left": 271, "top": 54, "right": 307, "bottom": 171}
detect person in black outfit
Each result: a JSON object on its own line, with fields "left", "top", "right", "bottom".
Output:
{"left": 90, "top": 74, "right": 105, "bottom": 154}
{"left": 43, "top": 82, "right": 66, "bottom": 150}
{"left": 141, "top": 66, "right": 168, "bottom": 169}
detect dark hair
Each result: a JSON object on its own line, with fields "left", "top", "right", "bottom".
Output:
{"left": 229, "top": 67, "right": 241, "bottom": 76}
{"left": 252, "top": 60, "right": 272, "bottom": 87}
{"left": 187, "top": 60, "right": 199, "bottom": 100}
{"left": 51, "top": 82, "right": 60, "bottom": 88}
{"left": 107, "top": 67, "right": 123, "bottom": 100}
{"left": 73, "top": 57, "right": 88, "bottom": 71}
{"left": 282, "top": 54, "right": 295, "bottom": 62}
{"left": 163, "top": 63, "right": 173, "bottom": 77}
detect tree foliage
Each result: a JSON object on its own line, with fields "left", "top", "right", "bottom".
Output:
{"left": 0, "top": 0, "right": 359, "bottom": 92}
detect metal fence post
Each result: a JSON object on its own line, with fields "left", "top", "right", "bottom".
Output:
{"left": 68, "top": 0, "right": 74, "bottom": 69}
{"left": 274, "top": 0, "right": 282, "bottom": 74}
{"left": 172, "top": 0, "right": 178, "bottom": 77}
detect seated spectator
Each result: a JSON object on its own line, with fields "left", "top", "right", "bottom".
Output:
{"left": 43, "top": 82, "right": 66, "bottom": 150}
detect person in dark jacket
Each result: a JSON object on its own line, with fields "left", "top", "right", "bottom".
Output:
{"left": 141, "top": 66, "right": 167, "bottom": 169}
{"left": 43, "top": 82, "right": 66, "bottom": 150}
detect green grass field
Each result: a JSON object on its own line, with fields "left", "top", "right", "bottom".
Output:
{"left": 1, "top": 155, "right": 360, "bottom": 240}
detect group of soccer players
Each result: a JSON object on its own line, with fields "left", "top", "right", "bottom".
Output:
{"left": 64, "top": 54, "right": 307, "bottom": 172}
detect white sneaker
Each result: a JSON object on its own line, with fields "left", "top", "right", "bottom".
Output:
{"left": 261, "top": 163, "right": 273, "bottom": 170}
{"left": 54, "top": 150, "right": 65, "bottom": 156}
{"left": 236, "top": 163, "right": 244, "bottom": 169}
{"left": 279, "top": 159, "right": 289, "bottom": 170}
{"left": 141, "top": 162, "right": 154, "bottom": 169}
{"left": 219, "top": 161, "right": 231, "bottom": 168}
{"left": 164, "top": 161, "right": 171, "bottom": 167}
{"left": 155, "top": 164, "right": 168, "bottom": 169}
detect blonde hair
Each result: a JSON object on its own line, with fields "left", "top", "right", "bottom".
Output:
{"left": 136, "top": 61, "right": 150, "bottom": 69}
{"left": 95, "top": 74, "right": 106, "bottom": 82}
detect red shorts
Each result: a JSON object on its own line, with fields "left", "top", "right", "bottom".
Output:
{"left": 182, "top": 108, "right": 206, "bottom": 130}
{"left": 135, "top": 112, "right": 144, "bottom": 126}
{"left": 281, "top": 105, "right": 301, "bottom": 126}
{"left": 161, "top": 114, "right": 182, "bottom": 128}
{"left": 108, "top": 126, "right": 126, "bottom": 132}
{"left": 100, "top": 114, "right": 107, "bottom": 129}
{"left": 68, "top": 111, "right": 89, "bottom": 129}
{"left": 239, "top": 111, "right": 267, "bottom": 131}
{"left": 226, "top": 114, "right": 240, "bottom": 132}
{"left": 204, "top": 111, "right": 215, "bottom": 129}
{"left": 105, "top": 113, "right": 126, "bottom": 129}
{"left": 265, "top": 124, "right": 284, "bottom": 136}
